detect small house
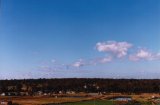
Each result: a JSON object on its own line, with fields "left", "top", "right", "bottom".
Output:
{"left": 0, "top": 93, "right": 6, "bottom": 96}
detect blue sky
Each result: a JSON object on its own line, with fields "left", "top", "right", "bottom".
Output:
{"left": 0, "top": 0, "right": 160, "bottom": 79}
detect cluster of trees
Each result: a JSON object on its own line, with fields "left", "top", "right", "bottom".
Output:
{"left": 0, "top": 78, "right": 160, "bottom": 94}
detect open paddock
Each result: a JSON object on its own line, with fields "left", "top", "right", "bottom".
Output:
{"left": 0, "top": 93, "right": 160, "bottom": 105}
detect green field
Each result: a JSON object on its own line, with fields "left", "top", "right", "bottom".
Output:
{"left": 64, "top": 100, "right": 114, "bottom": 105}
{"left": 47, "top": 100, "right": 152, "bottom": 105}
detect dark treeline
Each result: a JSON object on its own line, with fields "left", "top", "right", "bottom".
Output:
{"left": 0, "top": 78, "right": 160, "bottom": 94}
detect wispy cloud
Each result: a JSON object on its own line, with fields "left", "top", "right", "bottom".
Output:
{"left": 71, "top": 56, "right": 112, "bottom": 68}
{"left": 90, "top": 56, "right": 112, "bottom": 65}
{"left": 98, "top": 56, "right": 112, "bottom": 63}
{"left": 39, "top": 40, "right": 160, "bottom": 71}
{"left": 71, "top": 59, "right": 86, "bottom": 68}
{"left": 129, "top": 49, "right": 160, "bottom": 61}
{"left": 96, "top": 41, "right": 132, "bottom": 58}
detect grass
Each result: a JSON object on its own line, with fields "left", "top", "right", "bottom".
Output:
{"left": 47, "top": 100, "right": 115, "bottom": 105}
{"left": 47, "top": 100, "right": 153, "bottom": 105}
{"left": 1, "top": 93, "right": 159, "bottom": 105}
{"left": 0, "top": 96, "right": 90, "bottom": 105}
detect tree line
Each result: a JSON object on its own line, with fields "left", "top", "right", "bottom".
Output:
{"left": 0, "top": 78, "right": 160, "bottom": 94}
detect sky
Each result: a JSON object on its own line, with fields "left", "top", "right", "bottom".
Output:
{"left": 0, "top": 0, "right": 160, "bottom": 79}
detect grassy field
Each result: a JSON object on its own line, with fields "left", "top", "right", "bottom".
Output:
{"left": 47, "top": 100, "right": 152, "bottom": 105}
{"left": 0, "top": 93, "right": 159, "bottom": 105}
{"left": 0, "top": 96, "right": 91, "bottom": 105}
{"left": 53, "top": 100, "right": 114, "bottom": 105}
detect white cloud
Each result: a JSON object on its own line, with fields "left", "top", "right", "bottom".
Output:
{"left": 72, "top": 59, "right": 85, "bottom": 68}
{"left": 129, "top": 49, "right": 160, "bottom": 61}
{"left": 72, "top": 56, "right": 112, "bottom": 68}
{"left": 96, "top": 41, "right": 132, "bottom": 58}
{"left": 39, "top": 41, "right": 160, "bottom": 72}
{"left": 99, "top": 56, "right": 112, "bottom": 63}
{"left": 91, "top": 56, "right": 112, "bottom": 64}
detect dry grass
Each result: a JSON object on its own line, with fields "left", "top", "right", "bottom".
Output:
{"left": 0, "top": 93, "right": 159, "bottom": 105}
{"left": 0, "top": 96, "right": 91, "bottom": 105}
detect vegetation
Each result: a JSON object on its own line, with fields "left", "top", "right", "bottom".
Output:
{"left": 46, "top": 100, "right": 152, "bottom": 105}
{"left": 0, "top": 78, "right": 160, "bottom": 94}
{"left": 58, "top": 100, "right": 114, "bottom": 105}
